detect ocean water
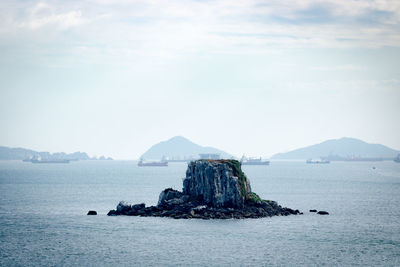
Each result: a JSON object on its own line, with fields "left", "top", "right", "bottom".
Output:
{"left": 0, "top": 160, "right": 399, "bottom": 266}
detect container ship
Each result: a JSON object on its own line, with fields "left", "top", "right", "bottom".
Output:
{"left": 138, "top": 159, "right": 168, "bottom": 167}
{"left": 240, "top": 156, "right": 270, "bottom": 165}
{"left": 306, "top": 159, "right": 330, "bottom": 164}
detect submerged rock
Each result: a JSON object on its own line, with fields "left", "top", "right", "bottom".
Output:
{"left": 108, "top": 159, "right": 301, "bottom": 219}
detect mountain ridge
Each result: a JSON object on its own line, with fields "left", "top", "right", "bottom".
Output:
{"left": 140, "top": 136, "right": 233, "bottom": 160}
{"left": 0, "top": 146, "right": 112, "bottom": 160}
{"left": 271, "top": 137, "right": 399, "bottom": 159}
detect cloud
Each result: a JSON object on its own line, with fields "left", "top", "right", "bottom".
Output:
{"left": 254, "top": 1, "right": 399, "bottom": 26}
{"left": 0, "top": 0, "right": 399, "bottom": 68}
{"left": 21, "top": 10, "right": 85, "bottom": 30}
{"left": 16, "top": 2, "right": 86, "bottom": 30}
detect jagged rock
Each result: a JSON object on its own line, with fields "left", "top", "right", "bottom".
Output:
{"left": 183, "top": 160, "right": 251, "bottom": 209}
{"left": 117, "top": 201, "right": 132, "bottom": 214}
{"left": 167, "top": 198, "right": 185, "bottom": 206}
{"left": 107, "top": 209, "right": 118, "bottom": 216}
{"left": 108, "top": 159, "right": 301, "bottom": 219}
{"left": 158, "top": 188, "right": 184, "bottom": 206}
{"left": 132, "top": 203, "right": 145, "bottom": 211}
{"left": 193, "top": 205, "right": 207, "bottom": 212}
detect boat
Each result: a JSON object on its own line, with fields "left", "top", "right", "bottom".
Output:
{"left": 394, "top": 154, "right": 400, "bottom": 163}
{"left": 165, "top": 159, "right": 190, "bottom": 163}
{"left": 306, "top": 159, "right": 330, "bottom": 164}
{"left": 240, "top": 156, "right": 270, "bottom": 165}
{"left": 138, "top": 159, "right": 168, "bottom": 167}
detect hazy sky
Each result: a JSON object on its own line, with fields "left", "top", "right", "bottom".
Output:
{"left": 1, "top": 0, "right": 399, "bottom": 159}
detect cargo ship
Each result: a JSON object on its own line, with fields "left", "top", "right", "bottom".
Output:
{"left": 138, "top": 159, "right": 168, "bottom": 167}
{"left": 240, "top": 156, "right": 270, "bottom": 165}
{"left": 306, "top": 159, "right": 330, "bottom": 164}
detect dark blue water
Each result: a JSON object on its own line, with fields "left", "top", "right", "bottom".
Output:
{"left": 1, "top": 160, "right": 399, "bottom": 266}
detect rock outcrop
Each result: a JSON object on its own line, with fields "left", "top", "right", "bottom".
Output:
{"left": 183, "top": 160, "right": 251, "bottom": 209}
{"left": 108, "top": 159, "right": 301, "bottom": 219}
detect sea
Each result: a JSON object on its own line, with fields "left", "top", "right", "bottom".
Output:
{"left": 0, "top": 160, "right": 399, "bottom": 266}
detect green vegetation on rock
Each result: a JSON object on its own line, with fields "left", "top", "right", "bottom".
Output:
{"left": 223, "top": 159, "right": 249, "bottom": 198}
{"left": 248, "top": 192, "right": 262, "bottom": 203}
{"left": 200, "top": 159, "right": 251, "bottom": 199}
{"left": 198, "top": 159, "right": 271, "bottom": 204}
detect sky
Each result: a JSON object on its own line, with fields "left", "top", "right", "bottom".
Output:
{"left": 0, "top": 0, "right": 399, "bottom": 159}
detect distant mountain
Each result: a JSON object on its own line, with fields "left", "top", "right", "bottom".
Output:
{"left": 272, "top": 137, "right": 399, "bottom": 160}
{"left": 140, "top": 136, "right": 233, "bottom": 160}
{"left": 0, "top": 146, "right": 112, "bottom": 161}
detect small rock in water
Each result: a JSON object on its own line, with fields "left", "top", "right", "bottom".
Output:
{"left": 309, "top": 209, "right": 317, "bottom": 212}
{"left": 87, "top": 210, "right": 97, "bottom": 215}
{"left": 317, "top": 211, "right": 329, "bottom": 215}
{"left": 107, "top": 210, "right": 118, "bottom": 216}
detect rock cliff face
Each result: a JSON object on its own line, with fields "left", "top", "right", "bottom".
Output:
{"left": 108, "top": 159, "right": 301, "bottom": 219}
{"left": 183, "top": 160, "right": 251, "bottom": 209}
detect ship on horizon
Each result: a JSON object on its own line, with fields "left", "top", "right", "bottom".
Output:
{"left": 138, "top": 158, "right": 168, "bottom": 167}
{"left": 306, "top": 158, "right": 330, "bottom": 164}
{"left": 240, "top": 156, "right": 270, "bottom": 165}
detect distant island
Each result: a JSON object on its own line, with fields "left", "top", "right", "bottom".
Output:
{"left": 140, "top": 136, "right": 233, "bottom": 160}
{"left": 272, "top": 137, "right": 400, "bottom": 160}
{"left": 0, "top": 146, "right": 112, "bottom": 161}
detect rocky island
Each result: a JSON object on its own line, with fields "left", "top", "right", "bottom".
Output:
{"left": 108, "top": 159, "right": 301, "bottom": 219}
